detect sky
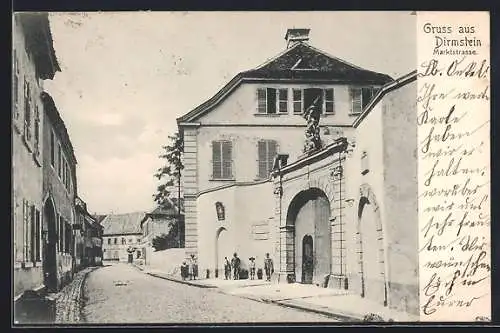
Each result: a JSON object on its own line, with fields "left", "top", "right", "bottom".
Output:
{"left": 43, "top": 11, "right": 416, "bottom": 215}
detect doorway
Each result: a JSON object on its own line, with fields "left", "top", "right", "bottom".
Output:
{"left": 302, "top": 235, "right": 313, "bottom": 284}
{"left": 43, "top": 199, "right": 58, "bottom": 292}
{"left": 215, "top": 227, "right": 229, "bottom": 278}
{"left": 128, "top": 254, "right": 133, "bottom": 263}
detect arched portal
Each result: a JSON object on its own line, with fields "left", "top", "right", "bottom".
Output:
{"left": 43, "top": 197, "right": 58, "bottom": 292}
{"left": 215, "top": 227, "right": 230, "bottom": 279}
{"left": 286, "top": 188, "right": 331, "bottom": 285}
{"left": 357, "top": 186, "right": 387, "bottom": 306}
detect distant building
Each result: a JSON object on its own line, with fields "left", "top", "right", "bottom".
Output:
{"left": 176, "top": 28, "right": 418, "bottom": 315}
{"left": 139, "top": 199, "right": 184, "bottom": 266}
{"left": 101, "top": 212, "right": 145, "bottom": 263}
{"left": 75, "top": 197, "right": 103, "bottom": 269}
{"left": 12, "top": 12, "right": 60, "bottom": 299}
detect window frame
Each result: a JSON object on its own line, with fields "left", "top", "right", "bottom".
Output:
{"left": 211, "top": 140, "right": 234, "bottom": 180}
{"left": 292, "top": 88, "right": 303, "bottom": 114}
{"left": 256, "top": 140, "right": 279, "bottom": 180}
{"left": 324, "top": 88, "right": 335, "bottom": 114}
{"left": 278, "top": 88, "right": 288, "bottom": 114}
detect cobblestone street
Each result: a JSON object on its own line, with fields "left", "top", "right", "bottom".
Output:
{"left": 82, "top": 263, "right": 338, "bottom": 324}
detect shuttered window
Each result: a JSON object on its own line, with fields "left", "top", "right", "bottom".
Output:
{"left": 256, "top": 88, "right": 277, "bottom": 114}
{"left": 23, "top": 200, "right": 31, "bottom": 262}
{"left": 324, "top": 88, "right": 335, "bottom": 114}
{"left": 293, "top": 89, "right": 303, "bottom": 113}
{"left": 30, "top": 205, "right": 36, "bottom": 262}
{"left": 257, "top": 140, "right": 278, "bottom": 179}
{"left": 212, "top": 141, "right": 233, "bottom": 179}
{"left": 35, "top": 209, "right": 41, "bottom": 262}
{"left": 257, "top": 88, "right": 266, "bottom": 113}
{"left": 278, "top": 89, "right": 288, "bottom": 113}
{"left": 350, "top": 88, "right": 363, "bottom": 114}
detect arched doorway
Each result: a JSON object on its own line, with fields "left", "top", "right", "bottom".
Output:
{"left": 358, "top": 193, "right": 387, "bottom": 305}
{"left": 43, "top": 198, "right": 58, "bottom": 292}
{"left": 287, "top": 188, "right": 331, "bottom": 285}
{"left": 215, "top": 227, "right": 229, "bottom": 279}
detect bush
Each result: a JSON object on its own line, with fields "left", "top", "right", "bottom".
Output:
{"left": 151, "top": 233, "right": 178, "bottom": 251}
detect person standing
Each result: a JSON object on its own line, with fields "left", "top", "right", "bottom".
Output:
{"left": 180, "top": 261, "right": 188, "bottom": 281}
{"left": 264, "top": 253, "right": 274, "bottom": 282}
{"left": 224, "top": 257, "right": 231, "bottom": 280}
{"left": 249, "top": 257, "right": 256, "bottom": 280}
{"left": 190, "top": 254, "right": 198, "bottom": 280}
{"left": 231, "top": 252, "right": 241, "bottom": 280}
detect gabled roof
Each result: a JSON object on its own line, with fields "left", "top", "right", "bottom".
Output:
{"left": 140, "top": 198, "right": 184, "bottom": 227}
{"left": 177, "top": 42, "right": 393, "bottom": 124}
{"left": 17, "top": 13, "right": 61, "bottom": 80}
{"left": 101, "top": 212, "right": 145, "bottom": 236}
{"left": 41, "top": 92, "right": 77, "bottom": 165}
{"left": 93, "top": 214, "right": 108, "bottom": 224}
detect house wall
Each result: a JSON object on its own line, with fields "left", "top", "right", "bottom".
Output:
{"left": 42, "top": 103, "right": 76, "bottom": 290}
{"left": 102, "top": 234, "right": 142, "bottom": 262}
{"left": 12, "top": 17, "right": 45, "bottom": 297}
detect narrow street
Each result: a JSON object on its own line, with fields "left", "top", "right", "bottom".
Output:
{"left": 82, "top": 263, "right": 338, "bottom": 324}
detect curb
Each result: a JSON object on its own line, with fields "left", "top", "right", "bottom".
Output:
{"left": 146, "top": 272, "right": 216, "bottom": 289}
{"left": 78, "top": 266, "right": 100, "bottom": 323}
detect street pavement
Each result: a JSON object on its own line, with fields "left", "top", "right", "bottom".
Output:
{"left": 82, "top": 262, "right": 339, "bottom": 324}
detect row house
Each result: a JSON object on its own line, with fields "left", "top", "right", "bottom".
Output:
{"left": 101, "top": 212, "right": 144, "bottom": 263}
{"left": 176, "top": 28, "right": 419, "bottom": 316}
{"left": 12, "top": 13, "right": 60, "bottom": 302}
{"left": 75, "top": 197, "right": 104, "bottom": 270}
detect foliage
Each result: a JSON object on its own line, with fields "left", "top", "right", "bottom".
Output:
{"left": 151, "top": 222, "right": 179, "bottom": 251}
{"left": 153, "top": 132, "right": 184, "bottom": 207}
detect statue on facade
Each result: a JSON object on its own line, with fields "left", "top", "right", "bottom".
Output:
{"left": 303, "top": 96, "right": 322, "bottom": 153}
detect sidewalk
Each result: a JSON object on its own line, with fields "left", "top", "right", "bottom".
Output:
{"left": 142, "top": 267, "right": 419, "bottom": 322}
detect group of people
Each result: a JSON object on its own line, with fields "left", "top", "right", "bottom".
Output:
{"left": 180, "top": 254, "right": 198, "bottom": 280}
{"left": 223, "top": 252, "right": 274, "bottom": 281}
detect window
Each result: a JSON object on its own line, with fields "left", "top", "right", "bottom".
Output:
{"left": 50, "top": 131, "right": 55, "bottom": 167}
{"left": 59, "top": 216, "right": 64, "bottom": 253}
{"left": 34, "top": 105, "right": 40, "bottom": 155}
{"left": 293, "top": 89, "right": 303, "bottom": 113}
{"left": 212, "top": 140, "right": 233, "bottom": 179}
{"left": 58, "top": 144, "right": 62, "bottom": 178}
{"left": 29, "top": 205, "right": 41, "bottom": 263}
{"left": 350, "top": 87, "right": 376, "bottom": 115}
{"left": 108, "top": 238, "right": 111, "bottom": 245}
{"left": 278, "top": 89, "right": 288, "bottom": 113}
{"left": 256, "top": 88, "right": 277, "bottom": 114}
{"left": 122, "top": 237, "right": 126, "bottom": 245}
{"left": 13, "top": 50, "right": 20, "bottom": 120}
{"left": 23, "top": 200, "right": 31, "bottom": 262}
{"left": 128, "top": 238, "right": 133, "bottom": 244}
{"left": 65, "top": 222, "right": 71, "bottom": 253}
{"left": 114, "top": 238, "right": 117, "bottom": 245}
{"left": 24, "top": 80, "right": 32, "bottom": 141}
{"left": 257, "top": 140, "right": 278, "bottom": 179}
{"left": 324, "top": 88, "right": 335, "bottom": 114}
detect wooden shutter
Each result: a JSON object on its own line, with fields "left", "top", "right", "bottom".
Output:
{"left": 258, "top": 141, "right": 268, "bottom": 179}
{"left": 30, "top": 205, "right": 36, "bottom": 263}
{"left": 212, "top": 141, "right": 222, "bottom": 179}
{"left": 22, "top": 200, "right": 28, "bottom": 261}
{"left": 362, "top": 87, "right": 372, "bottom": 109}
{"left": 350, "top": 88, "right": 362, "bottom": 114}
{"left": 222, "top": 141, "right": 232, "bottom": 179}
{"left": 257, "top": 88, "right": 267, "bottom": 114}
{"left": 267, "top": 141, "right": 277, "bottom": 176}
{"left": 35, "top": 209, "right": 41, "bottom": 261}
{"left": 266, "top": 88, "right": 276, "bottom": 114}
{"left": 50, "top": 131, "right": 55, "bottom": 166}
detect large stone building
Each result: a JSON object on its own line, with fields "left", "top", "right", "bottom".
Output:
{"left": 101, "top": 212, "right": 144, "bottom": 263}
{"left": 176, "top": 28, "right": 418, "bottom": 315}
{"left": 12, "top": 13, "right": 60, "bottom": 299}
{"left": 41, "top": 91, "right": 77, "bottom": 292}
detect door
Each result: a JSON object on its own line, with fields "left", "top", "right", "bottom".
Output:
{"left": 302, "top": 235, "right": 314, "bottom": 284}
{"left": 128, "top": 254, "right": 133, "bottom": 263}
{"left": 43, "top": 202, "right": 58, "bottom": 292}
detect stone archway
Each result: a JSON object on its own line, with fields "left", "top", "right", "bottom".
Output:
{"left": 43, "top": 196, "right": 58, "bottom": 292}
{"left": 286, "top": 188, "right": 331, "bottom": 286}
{"left": 215, "top": 227, "right": 229, "bottom": 279}
{"left": 357, "top": 184, "right": 387, "bottom": 306}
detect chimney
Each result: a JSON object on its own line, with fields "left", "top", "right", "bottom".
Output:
{"left": 285, "top": 28, "right": 310, "bottom": 48}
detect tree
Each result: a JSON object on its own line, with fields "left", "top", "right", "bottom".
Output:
{"left": 153, "top": 132, "right": 184, "bottom": 247}
{"left": 151, "top": 222, "right": 179, "bottom": 251}
{"left": 154, "top": 132, "right": 184, "bottom": 207}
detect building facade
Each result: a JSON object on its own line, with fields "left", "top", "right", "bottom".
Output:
{"left": 41, "top": 91, "right": 77, "bottom": 292}
{"left": 75, "top": 196, "right": 103, "bottom": 269}
{"left": 140, "top": 199, "right": 184, "bottom": 266}
{"left": 12, "top": 13, "right": 60, "bottom": 298}
{"left": 176, "top": 29, "right": 418, "bottom": 315}
{"left": 101, "top": 213, "right": 144, "bottom": 263}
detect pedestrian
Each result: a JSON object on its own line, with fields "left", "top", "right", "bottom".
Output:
{"left": 224, "top": 257, "right": 231, "bottom": 280}
{"left": 180, "top": 261, "right": 188, "bottom": 281}
{"left": 231, "top": 252, "right": 241, "bottom": 280}
{"left": 264, "top": 253, "right": 274, "bottom": 282}
{"left": 249, "top": 257, "right": 256, "bottom": 280}
{"left": 190, "top": 254, "right": 198, "bottom": 280}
